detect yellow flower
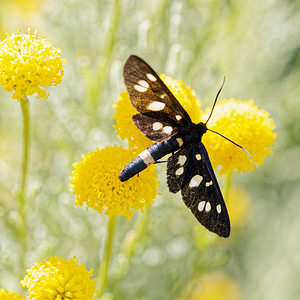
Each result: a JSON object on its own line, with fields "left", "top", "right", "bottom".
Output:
{"left": 113, "top": 74, "right": 201, "bottom": 150}
{"left": 202, "top": 99, "right": 276, "bottom": 174}
{"left": 227, "top": 186, "right": 251, "bottom": 229}
{"left": 159, "top": 74, "right": 201, "bottom": 124}
{"left": 21, "top": 256, "right": 96, "bottom": 300}
{"left": 0, "top": 29, "right": 65, "bottom": 100}
{"left": 180, "top": 273, "right": 241, "bottom": 300}
{"left": 0, "top": 289, "right": 24, "bottom": 300}
{"left": 70, "top": 146, "right": 159, "bottom": 219}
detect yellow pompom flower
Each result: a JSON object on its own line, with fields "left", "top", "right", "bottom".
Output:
{"left": 181, "top": 273, "right": 241, "bottom": 300}
{"left": 113, "top": 74, "right": 201, "bottom": 150}
{"left": 70, "top": 146, "right": 159, "bottom": 219}
{"left": 21, "top": 256, "right": 96, "bottom": 300}
{"left": 0, "top": 29, "right": 65, "bottom": 100}
{"left": 0, "top": 289, "right": 24, "bottom": 300}
{"left": 202, "top": 99, "right": 276, "bottom": 174}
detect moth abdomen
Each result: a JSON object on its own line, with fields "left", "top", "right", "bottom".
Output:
{"left": 119, "top": 136, "right": 183, "bottom": 182}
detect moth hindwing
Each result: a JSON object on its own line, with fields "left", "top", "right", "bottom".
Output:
{"left": 167, "top": 142, "right": 230, "bottom": 237}
{"left": 121, "top": 55, "right": 230, "bottom": 238}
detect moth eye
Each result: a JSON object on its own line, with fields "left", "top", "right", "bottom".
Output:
{"left": 189, "top": 175, "right": 203, "bottom": 188}
{"left": 147, "top": 101, "right": 166, "bottom": 111}
{"left": 163, "top": 126, "right": 173, "bottom": 134}
{"left": 216, "top": 204, "right": 222, "bottom": 214}
{"left": 146, "top": 73, "right": 157, "bottom": 81}
{"left": 153, "top": 122, "right": 163, "bottom": 130}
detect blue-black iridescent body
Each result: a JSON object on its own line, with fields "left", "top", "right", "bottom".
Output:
{"left": 118, "top": 55, "right": 230, "bottom": 238}
{"left": 119, "top": 123, "right": 207, "bottom": 181}
{"left": 119, "top": 135, "right": 182, "bottom": 182}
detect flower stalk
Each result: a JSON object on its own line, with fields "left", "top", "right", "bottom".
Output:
{"left": 19, "top": 96, "right": 30, "bottom": 271}
{"left": 88, "top": 0, "right": 121, "bottom": 117}
{"left": 116, "top": 205, "right": 151, "bottom": 279}
{"left": 98, "top": 215, "right": 117, "bottom": 295}
{"left": 224, "top": 171, "right": 232, "bottom": 203}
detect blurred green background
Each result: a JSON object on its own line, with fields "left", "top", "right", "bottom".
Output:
{"left": 0, "top": 0, "right": 299, "bottom": 299}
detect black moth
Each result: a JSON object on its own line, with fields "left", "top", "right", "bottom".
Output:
{"left": 119, "top": 55, "right": 231, "bottom": 237}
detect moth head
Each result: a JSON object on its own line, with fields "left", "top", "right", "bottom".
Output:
{"left": 197, "top": 122, "right": 208, "bottom": 135}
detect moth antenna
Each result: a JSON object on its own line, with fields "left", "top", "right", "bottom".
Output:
{"left": 207, "top": 128, "right": 252, "bottom": 160}
{"left": 205, "top": 77, "right": 225, "bottom": 125}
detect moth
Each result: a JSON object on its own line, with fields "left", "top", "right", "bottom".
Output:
{"left": 119, "top": 55, "right": 250, "bottom": 238}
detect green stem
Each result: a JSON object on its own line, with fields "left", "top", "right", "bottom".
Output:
{"left": 107, "top": 206, "right": 151, "bottom": 298}
{"left": 89, "top": 0, "right": 121, "bottom": 114}
{"left": 224, "top": 171, "right": 233, "bottom": 203}
{"left": 98, "top": 216, "right": 117, "bottom": 296}
{"left": 119, "top": 205, "right": 151, "bottom": 275}
{"left": 19, "top": 97, "right": 30, "bottom": 271}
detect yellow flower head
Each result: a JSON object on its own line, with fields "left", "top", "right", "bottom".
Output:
{"left": 70, "top": 146, "right": 159, "bottom": 219}
{"left": 181, "top": 273, "right": 241, "bottom": 300}
{"left": 202, "top": 99, "right": 276, "bottom": 174}
{"left": 0, "top": 29, "right": 65, "bottom": 100}
{"left": 113, "top": 74, "right": 201, "bottom": 150}
{"left": 0, "top": 289, "right": 24, "bottom": 300}
{"left": 20, "top": 256, "right": 96, "bottom": 300}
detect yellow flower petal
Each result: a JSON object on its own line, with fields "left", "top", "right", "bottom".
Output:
{"left": 202, "top": 99, "right": 276, "bottom": 174}
{"left": 20, "top": 256, "right": 96, "bottom": 300}
{"left": 69, "top": 146, "right": 159, "bottom": 219}
{"left": 113, "top": 74, "right": 201, "bottom": 150}
{"left": 0, "top": 29, "right": 65, "bottom": 100}
{"left": 0, "top": 289, "right": 24, "bottom": 300}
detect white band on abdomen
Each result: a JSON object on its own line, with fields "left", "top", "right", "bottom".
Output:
{"left": 138, "top": 149, "right": 155, "bottom": 166}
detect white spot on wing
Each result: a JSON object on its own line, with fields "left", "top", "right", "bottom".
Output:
{"left": 205, "top": 181, "right": 213, "bottom": 187}
{"left": 205, "top": 202, "right": 211, "bottom": 212}
{"left": 160, "top": 94, "right": 167, "bottom": 99}
{"left": 177, "top": 155, "right": 186, "bottom": 166}
{"left": 153, "top": 122, "right": 163, "bottom": 130}
{"left": 138, "top": 149, "right": 155, "bottom": 166}
{"left": 217, "top": 204, "right": 221, "bottom": 214}
{"left": 175, "top": 167, "right": 184, "bottom": 176}
{"left": 146, "top": 73, "right": 157, "bottom": 81}
{"left": 138, "top": 80, "right": 149, "bottom": 88}
{"left": 198, "top": 201, "right": 206, "bottom": 212}
{"left": 189, "top": 175, "right": 203, "bottom": 188}
{"left": 163, "top": 126, "right": 173, "bottom": 134}
{"left": 195, "top": 154, "right": 201, "bottom": 160}
{"left": 148, "top": 101, "right": 165, "bottom": 111}
{"left": 134, "top": 84, "right": 147, "bottom": 92}
{"left": 175, "top": 115, "right": 182, "bottom": 121}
